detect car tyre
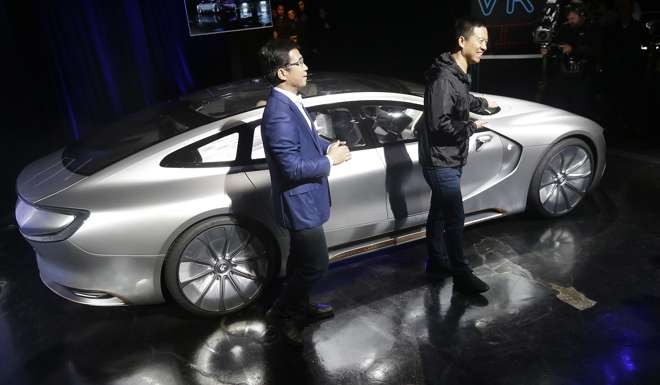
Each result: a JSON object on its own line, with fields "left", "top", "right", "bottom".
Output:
{"left": 527, "top": 138, "right": 594, "bottom": 218}
{"left": 164, "top": 217, "right": 274, "bottom": 316}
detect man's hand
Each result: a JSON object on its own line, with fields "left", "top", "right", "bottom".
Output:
{"left": 487, "top": 99, "right": 498, "bottom": 109}
{"left": 474, "top": 120, "right": 488, "bottom": 129}
{"left": 540, "top": 47, "right": 549, "bottom": 56}
{"left": 558, "top": 44, "right": 573, "bottom": 55}
{"left": 327, "top": 141, "right": 351, "bottom": 165}
{"left": 327, "top": 140, "right": 346, "bottom": 152}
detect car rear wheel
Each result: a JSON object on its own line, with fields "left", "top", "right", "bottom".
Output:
{"left": 164, "top": 217, "right": 274, "bottom": 316}
{"left": 527, "top": 138, "right": 594, "bottom": 217}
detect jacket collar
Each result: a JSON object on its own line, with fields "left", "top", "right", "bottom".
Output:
{"left": 269, "top": 89, "right": 322, "bottom": 153}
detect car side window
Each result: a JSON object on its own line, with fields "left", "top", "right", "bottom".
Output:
{"left": 360, "top": 105, "right": 422, "bottom": 145}
{"left": 197, "top": 133, "right": 239, "bottom": 162}
{"left": 251, "top": 125, "right": 265, "bottom": 161}
{"left": 161, "top": 129, "right": 242, "bottom": 167}
{"left": 310, "top": 107, "right": 366, "bottom": 150}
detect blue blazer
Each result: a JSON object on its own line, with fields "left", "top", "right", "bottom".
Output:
{"left": 261, "top": 89, "right": 332, "bottom": 231}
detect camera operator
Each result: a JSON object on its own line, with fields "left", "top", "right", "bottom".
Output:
{"left": 540, "top": 4, "right": 601, "bottom": 119}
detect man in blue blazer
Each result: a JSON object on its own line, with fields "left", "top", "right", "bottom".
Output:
{"left": 258, "top": 39, "right": 351, "bottom": 347}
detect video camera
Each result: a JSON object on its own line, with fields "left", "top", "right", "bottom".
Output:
{"left": 533, "top": 0, "right": 575, "bottom": 47}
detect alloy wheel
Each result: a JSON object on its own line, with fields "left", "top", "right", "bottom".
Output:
{"left": 538, "top": 145, "right": 593, "bottom": 215}
{"left": 177, "top": 224, "right": 269, "bottom": 313}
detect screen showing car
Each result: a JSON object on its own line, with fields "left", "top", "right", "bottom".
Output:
{"left": 184, "top": 0, "right": 272, "bottom": 36}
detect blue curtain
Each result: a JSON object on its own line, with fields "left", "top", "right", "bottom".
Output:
{"left": 42, "top": 0, "right": 197, "bottom": 140}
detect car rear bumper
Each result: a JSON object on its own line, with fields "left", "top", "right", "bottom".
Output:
{"left": 29, "top": 240, "right": 166, "bottom": 306}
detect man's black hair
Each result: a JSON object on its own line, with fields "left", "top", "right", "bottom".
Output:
{"left": 453, "top": 18, "right": 487, "bottom": 52}
{"left": 258, "top": 39, "right": 299, "bottom": 85}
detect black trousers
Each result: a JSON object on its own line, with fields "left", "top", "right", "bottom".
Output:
{"left": 274, "top": 225, "right": 329, "bottom": 319}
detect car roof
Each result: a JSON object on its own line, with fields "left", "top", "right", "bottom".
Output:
{"left": 62, "top": 73, "right": 423, "bottom": 176}
{"left": 181, "top": 72, "right": 423, "bottom": 120}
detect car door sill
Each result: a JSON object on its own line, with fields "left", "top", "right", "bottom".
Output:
{"left": 328, "top": 209, "right": 506, "bottom": 263}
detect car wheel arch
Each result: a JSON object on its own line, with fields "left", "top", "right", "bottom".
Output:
{"left": 159, "top": 214, "right": 281, "bottom": 315}
{"left": 549, "top": 133, "right": 600, "bottom": 189}
{"left": 526, "top": 136, "right": 596, "bottom": 218}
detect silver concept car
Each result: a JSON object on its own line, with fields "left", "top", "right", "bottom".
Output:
{"left": 15, "top": 73, "right": 606, "bottom": 316}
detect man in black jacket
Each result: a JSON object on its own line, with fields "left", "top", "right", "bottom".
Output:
{"left": 419, "top": 18, "right": 497, "bottom": 294}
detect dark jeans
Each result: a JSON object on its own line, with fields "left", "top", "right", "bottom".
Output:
{"left": 422, "top": 167, "right": 470, "bottom": 274}
{"left": 274, "top": 225, "right": 329, "bottom": 319}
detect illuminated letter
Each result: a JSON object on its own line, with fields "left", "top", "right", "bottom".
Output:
{"left": 507, "top": 0, "right": 534, "bottom": 15}
{"left": 478, "top": 0, "right": 498, "bottom": 17}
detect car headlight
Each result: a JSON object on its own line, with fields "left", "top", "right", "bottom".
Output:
{"left": 15, "top": 198, "right": 89, "bottom": 242}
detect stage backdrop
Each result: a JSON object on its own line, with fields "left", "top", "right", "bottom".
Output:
{"left": 471, "top": 0, "right": 545, "bottom": 55}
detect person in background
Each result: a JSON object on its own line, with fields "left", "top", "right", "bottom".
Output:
{"left": 287, "top": 9, "right": 301, "bottom": 45}
{"left": 540, "top": 4, "right": 601, "bottom": 119}
{"left": 272, "top": 4, "right": 288, "bottom": 40}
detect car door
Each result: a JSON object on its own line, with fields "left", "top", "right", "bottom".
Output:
{"left": 358, "top": 103, "right": 430, "bottom": 230}
{"left": 362, "top": 103, "right": 505, "bottom": 228}
{"left": 308, "top": 104, "right": 389, "bottom": 247}
{"left": 248, "top": 104, "right": 389, "bottom": 248}
{"left": 460, "top": 128, "right": 506, "bottom": 200}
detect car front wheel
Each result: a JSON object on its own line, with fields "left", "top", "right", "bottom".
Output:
{"left": 527, "top": 138, "right": 594, "bottom": 217}
{"left": 164, "top": 217, "right": 273, "bottom": 316}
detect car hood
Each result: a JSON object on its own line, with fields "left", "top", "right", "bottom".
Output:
{"left": 472, "top": 93, "right": 602, "bottom": 147}
{"left": 16, "top": 149, "right": 87, "bottom": 204}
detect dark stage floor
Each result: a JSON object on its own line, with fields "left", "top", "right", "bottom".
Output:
{"left": 2, "top": 149, "right": 660, "bottom": 385}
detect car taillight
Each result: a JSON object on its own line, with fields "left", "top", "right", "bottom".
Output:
{"left": 15, "top": 198, "right": 89, "bottom": 242}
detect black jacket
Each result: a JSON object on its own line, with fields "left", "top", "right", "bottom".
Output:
{"left": 419, "top": 52, "right": 487, "bottom": 168}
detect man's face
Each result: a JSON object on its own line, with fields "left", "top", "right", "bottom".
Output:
{"left": 566, "top": 11, "right": 584, "bottom": 28}
{"left": 287, "top": 10, "right": 296, "bottom": 20}
{"left": 461, "top": 26, "right": 488, "bottom": 64}
{"left": 278, "top": 49, "right": 308, "bottom": 90}
{"left": 276, "top": 5, "right": 284, "bottom": 16}
{"left": 298, "top": 1, "right": 305, "bottom": 11}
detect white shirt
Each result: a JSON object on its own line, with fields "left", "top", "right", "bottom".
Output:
{"left": 273, "top": 86, "right": 333, "bottom": 170}
{"left": 273, "top": 87, "right": 312, "bottom": 130}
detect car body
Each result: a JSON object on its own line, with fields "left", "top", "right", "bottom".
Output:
{"left": 15, "top": 73, "right": 606, "bottom": 316}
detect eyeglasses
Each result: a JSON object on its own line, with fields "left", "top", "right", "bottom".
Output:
{"left": 284, "top": 57, "right": 305, "bottom": 68}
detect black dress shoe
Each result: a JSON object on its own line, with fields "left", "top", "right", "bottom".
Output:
{"left": 265, "top": 308, "right": 304, "bottom": 348}
{"left": 451, "top": 292, "right": 490, "bottom": 307}
{"left": 279, "top": 318, "right": 304, "bottom": 347}
{"left": 453, "top": 271, "right": 490, "bottom": 294}
{"left": 307, "top": 303, "right": 334, "bottom": 323}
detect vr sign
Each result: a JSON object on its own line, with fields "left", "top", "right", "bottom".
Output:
{"left": 478, "top": 0, "right": 535, "bottom": 16}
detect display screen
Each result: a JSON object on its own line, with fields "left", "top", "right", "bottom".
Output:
{"left": 184, "top": 0, "right": 273, "bottom": 36}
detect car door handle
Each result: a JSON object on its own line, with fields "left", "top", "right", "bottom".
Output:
{"left": 475, "top": 135, "right": 492, "bottom": 151}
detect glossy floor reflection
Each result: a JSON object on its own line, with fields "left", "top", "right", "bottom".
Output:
{"left": 2, "top": 150, "right": 660, "bottom": 385}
